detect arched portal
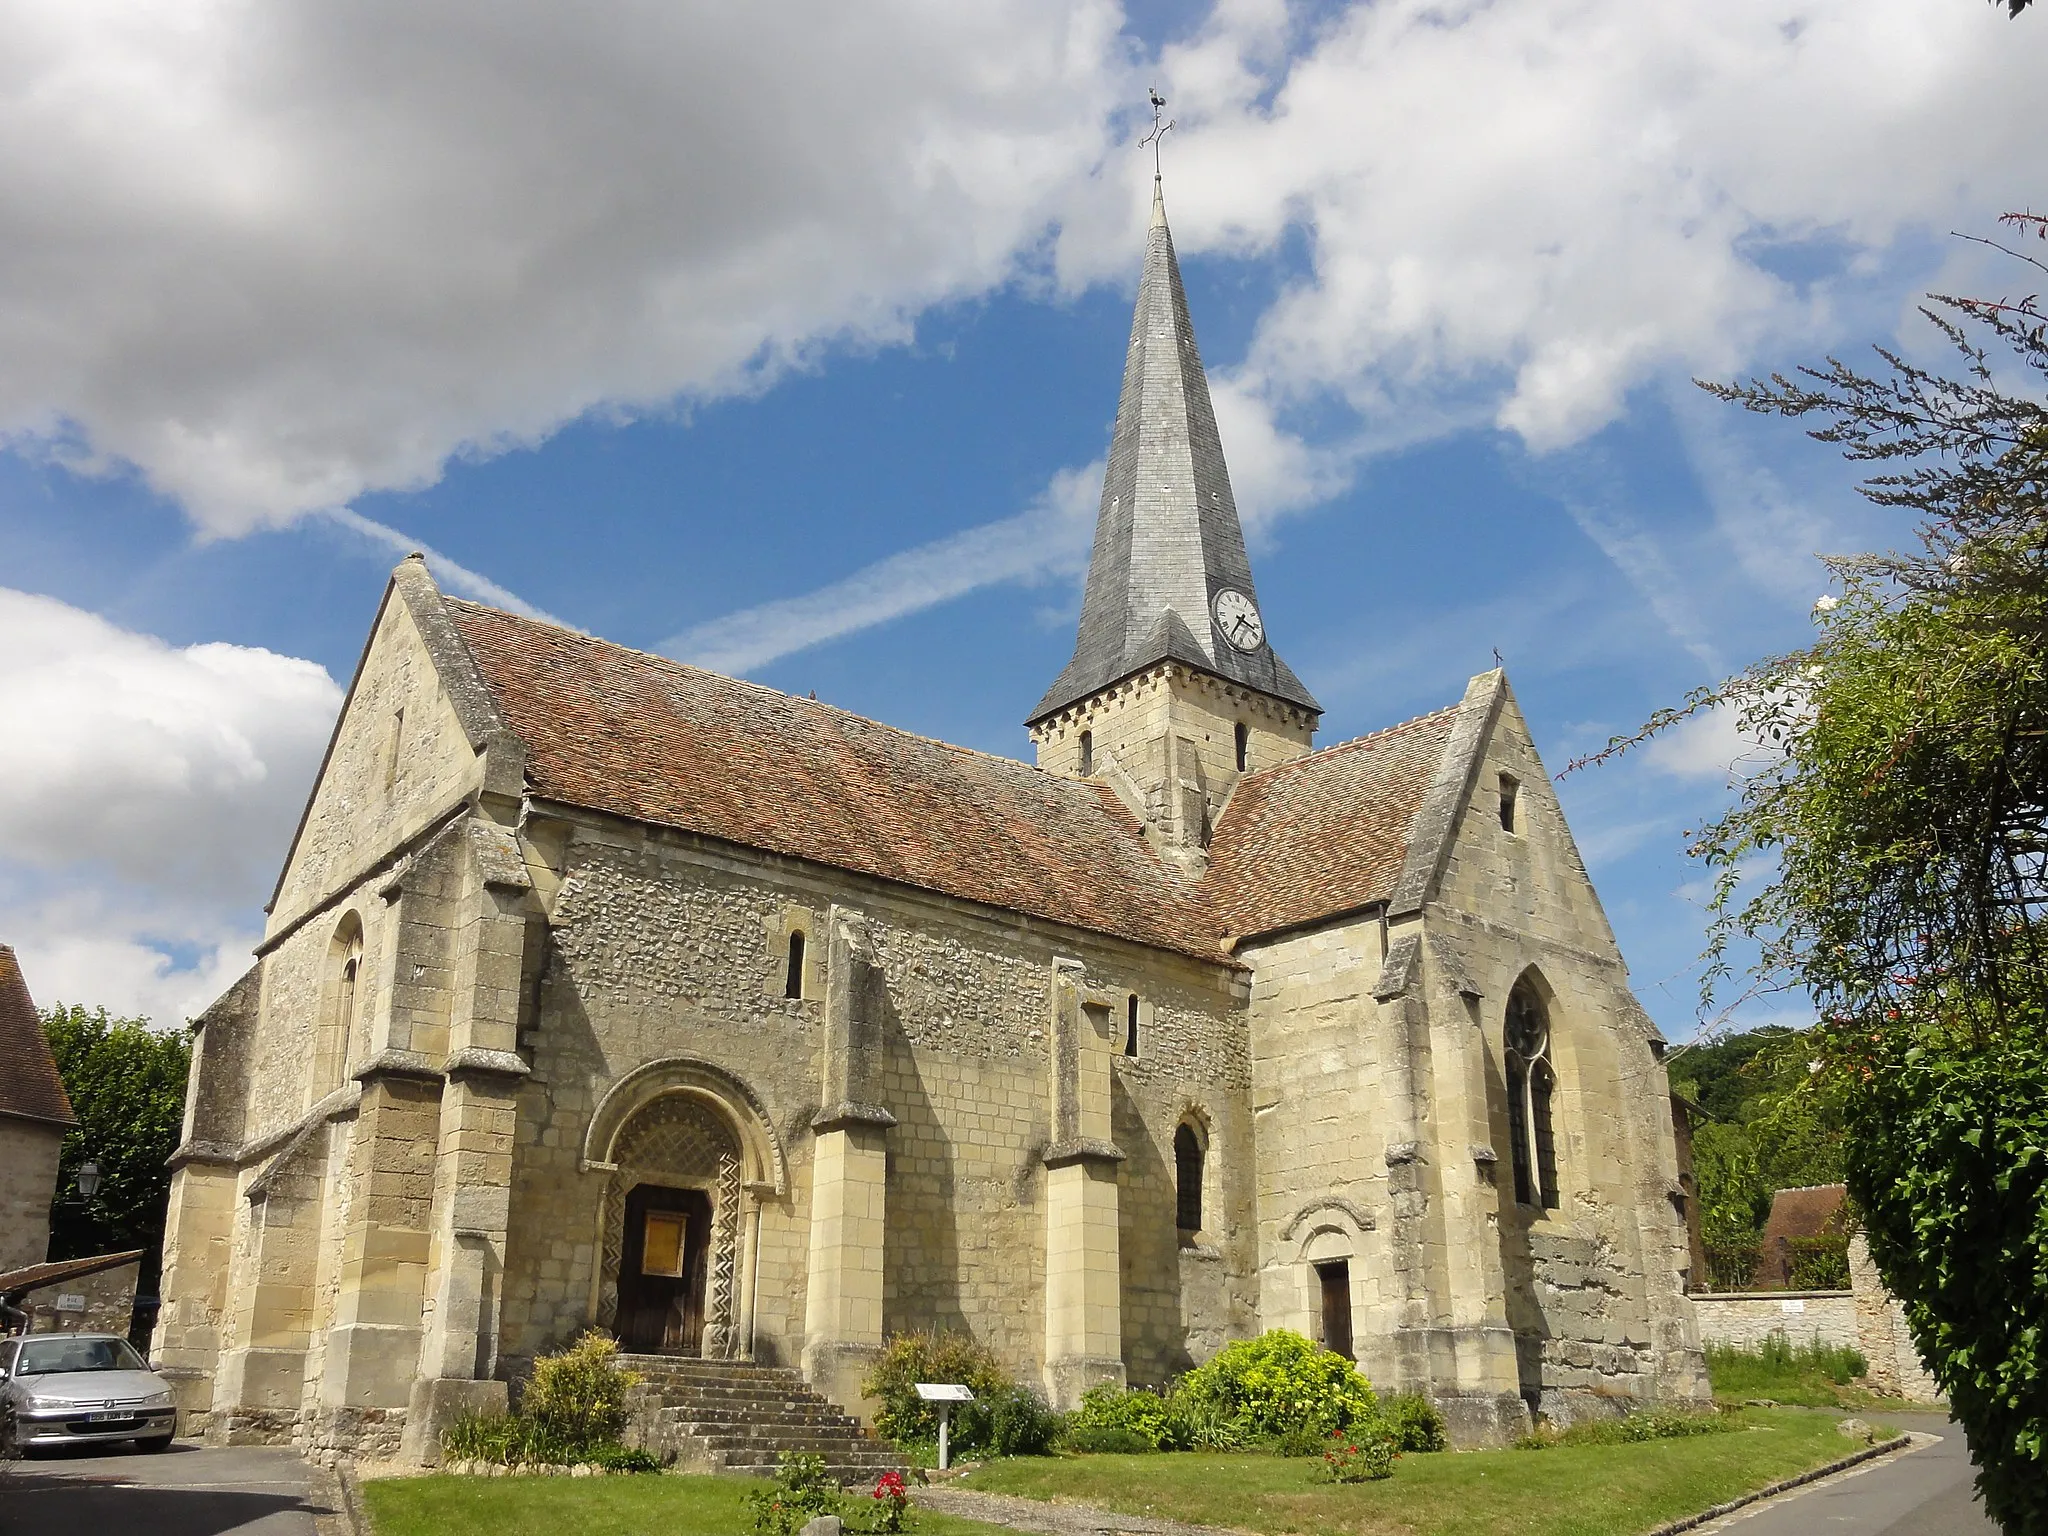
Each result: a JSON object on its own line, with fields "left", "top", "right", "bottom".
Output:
{"left": 596, "top": 1094, "right": 744, "bottom": 1356}
{"left": 584, "top": 1058, "right": 786, "bottom": 1360}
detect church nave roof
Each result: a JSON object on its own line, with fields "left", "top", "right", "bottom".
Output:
{"left": 443, "top": 597, "right": 1475, "bottom": 961}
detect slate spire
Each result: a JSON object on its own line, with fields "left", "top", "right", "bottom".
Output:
{"left": 1029, "top": 179, "right": 1319, "bottom": 725}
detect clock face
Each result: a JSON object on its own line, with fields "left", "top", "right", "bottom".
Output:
{"left": 1213, "top": 588, "right": 1264, "bottom": 652}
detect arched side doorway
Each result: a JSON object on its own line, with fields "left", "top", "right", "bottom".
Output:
{"left": 596, "top": 1095, "right": 743, "bottom": 1356}
{"left": 582, "top": 1058, "right": 788, "bottom": 1361}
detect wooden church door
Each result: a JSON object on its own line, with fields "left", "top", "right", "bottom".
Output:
{"left": 619, "top": 1184, "right": 712, "bottom": 1354}
{"left": 1316, "top": 1259, "right": 1354, "bottom": 1361}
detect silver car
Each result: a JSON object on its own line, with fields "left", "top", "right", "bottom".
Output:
{"left": 0, "top": 1333, "right": 178, "bottom": 1454}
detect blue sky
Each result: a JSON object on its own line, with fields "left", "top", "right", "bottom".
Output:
{"left": 0, "top": 0, "right": 2040, "bottom": 1032}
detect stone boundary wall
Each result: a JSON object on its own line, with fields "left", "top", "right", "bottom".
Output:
{"left": 1689, "top": 1290, "right": 1859, "bottom": 1353}
{"left": 1691, "top": 1244, "right": 1944, "bottom": 1405}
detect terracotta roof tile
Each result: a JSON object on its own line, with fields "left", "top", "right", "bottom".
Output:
{"left": 442, "top": 601, "right": 1463, "bottom": 960}
{"left": 445, "top": 603, "right": 1230, "bottom": 959}
{"left": 1761, "top": 1184, "right": 1848, "bottom": 1244}
{"left": 0, "top": 944, "right": 74, "bottom": 1127}
{"left": 1206, "top": 709, "right": 1461, "bottom": 941}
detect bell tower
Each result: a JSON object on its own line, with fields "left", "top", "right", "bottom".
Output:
{"left": 1027, "top": 178, "right": 1319, "bottom": 869}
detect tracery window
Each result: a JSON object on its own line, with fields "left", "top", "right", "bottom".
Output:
{"left": 1504, "top": 980, "right": 1559, "bottom": 1210}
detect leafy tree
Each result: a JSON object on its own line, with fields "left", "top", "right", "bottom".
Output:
{"left": 41, "top": 1005, "right": 192, "bottom": 1295}
{"left": 1592, "top": 213, "right": 2048, "bottom": 1529}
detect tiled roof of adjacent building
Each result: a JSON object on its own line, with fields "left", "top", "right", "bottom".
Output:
{"left": 0, "top": 944, "right": 75, "bottom": 1127}
{"left": 444, "top": 602, "right": 1462, "bottom": 960}
{"left": 1205, "top": 709, "right": 1462, "bottom": 941}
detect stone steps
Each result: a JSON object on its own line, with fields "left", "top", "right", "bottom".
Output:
{"left": 618, "top": 1354, "right": 903, "bottom": 1484}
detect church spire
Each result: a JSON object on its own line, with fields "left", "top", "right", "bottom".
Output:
{"left": 1028, "top": 177, "right": 1319, "bottom": 727}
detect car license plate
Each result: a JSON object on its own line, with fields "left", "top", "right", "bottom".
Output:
{"left": 88, "top": 1411, "right": 130, "bottom": 1422}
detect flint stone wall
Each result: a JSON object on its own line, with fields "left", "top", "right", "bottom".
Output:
{"left": 499, "top": 812, "right": 1255, "bottom": 1390}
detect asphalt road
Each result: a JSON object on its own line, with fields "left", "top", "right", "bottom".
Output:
{"left": 0, "top": 1442, "right": 333, "bottom": 1536}
{"left": 1709, "top": 1412, "right": 1995, "bottom": 1535}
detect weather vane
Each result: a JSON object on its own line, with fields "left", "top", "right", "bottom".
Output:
{"left": 1140, "top": 86, "right": 1174, "bottom": 180}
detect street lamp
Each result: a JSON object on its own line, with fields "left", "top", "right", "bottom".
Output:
{"left": 75, "top": 1161, "right": 101, "bottom": 1199}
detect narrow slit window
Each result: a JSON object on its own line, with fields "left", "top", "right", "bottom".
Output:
{"left": 1498, "top": 774, "right": 1519, "bottom": 834}
{"left": 784, "top": 931, "right": 806, "bottom": 1000}
{"left": 385, "top": 707, "right": 405, "bottom": 789}
{"left": 1124, "top": 994, "right": 1140, "bottom": 1057}
{"left": 1078, "top": 730, "right": 1093, "bottom": 776}
{"left": 1175, "top": 1123, "right": 1204, "bottom": 1233}
{"left": 1234, "top": 721, "right": 1249, "bottom": 772}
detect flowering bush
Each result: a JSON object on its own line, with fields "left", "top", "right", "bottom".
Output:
{"left": 863, "top": 1470, "right": 912, "bottom": 1534}
{"left": 746, "top": 1452, "right": 841, "bottom": 1536}
{"left": 1175, "top": 1330, "right": 1378, "bottom": 1439}
{"left": 1319, "top": 1426, "right": 1398, "bottom": 1482}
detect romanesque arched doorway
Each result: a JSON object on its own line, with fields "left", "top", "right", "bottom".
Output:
{"left": 596, "top": 1094, "right": 744, "bottom": 1356}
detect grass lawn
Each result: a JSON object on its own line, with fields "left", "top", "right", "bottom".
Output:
{"left": 958, "top": 1409, "right": 1879, "bottom": 1536}
{"left": 360, "top": 1470, "right": 1015, "bottom": 1536}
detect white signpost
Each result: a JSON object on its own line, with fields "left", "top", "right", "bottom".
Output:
{"left": 914, "top": 1382, "right": 974, "bottom": 1470}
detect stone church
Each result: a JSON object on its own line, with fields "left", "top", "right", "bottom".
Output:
{"left": 155, "top": 181, "right": 1707, "bottom": 1459}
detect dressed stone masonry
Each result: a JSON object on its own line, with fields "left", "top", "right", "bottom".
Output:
{"left": 158, "top": 176, "right": 1706, "bottom": 1459}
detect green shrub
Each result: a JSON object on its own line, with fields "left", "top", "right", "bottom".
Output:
{"left": 1176, "top": 1330, "right": 1378, "bottom": 1439}
{"left": 1381, "top": 1393, "right": 1449, "bottom": 1453}
{"left": 1068, "top": 1384, "right": 1179, "bottom": 1451}
{"left": 585, "top": 1443, "right": 661, "bottom": 1473}
{"left": 1162, "top": 1385, "right": 1250, "bottom": 1451}
{"left": 520, "top": 1331, "right": 640, "bottom": 1456}
{"left": 1516, "top": 1408, "right": 1737, "bottom": 1449}
{"left": 957, "top": 1383, "right": 1064, "bottom": 1457}
{"left": 441, "top": 1410, "right": 524, "bottom": 1464}
{"left": 1274, "top": 1421, "right": 1330, "bottom": 1457}
{"left": 863, "top": 1332, "right": 1011, "bottom": 1448}
{"left": 1784, "top": 1235, "right": 1852, "bottom": 1291}
{"left": 746, "top": 1452, "right": 842, "bottom": 1536}
{"left": 1065, "top": 1425, "right": 1156, "bottom": 1455}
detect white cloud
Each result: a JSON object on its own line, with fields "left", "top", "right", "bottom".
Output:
{"left": 0, "top": 589, "right": 340, "bottom": 1022}
{"left": 2, "top": 0, "right": 2042, "bottom": 669}
{"left": 1644, "top": 703, "right": 1771, "bottom": 784}
{"left": 0, "top": 872, "right": 259, "bottom": 1029}
{"left": 0, "top": 0, "right": 1137, "bottom": 535}
{"left": 1143, "top": 0, "right": 2046, "bottom": 454}
{"left": 0, "top": 589, "right": 342, "bottom": 897}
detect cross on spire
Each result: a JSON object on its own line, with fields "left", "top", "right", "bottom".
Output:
{"left": 1140, "top": 86, "right": 1174, "bottom": 181}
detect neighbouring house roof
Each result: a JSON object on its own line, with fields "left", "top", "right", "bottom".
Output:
{"left": 0, "top": 944, "right": 73, "bottom": 1128}
{"left": 443, "top": 601, "right": 1473, "bottom": 961}
{"left": 1205, "top": 708, "right": 1462, "bottom": 941}
{"left": 0, "top": 1250, "right": 146, "bottom": 1302}
{"left": 1762, "top": 1184, "right": 1849, "bottom": 1245}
